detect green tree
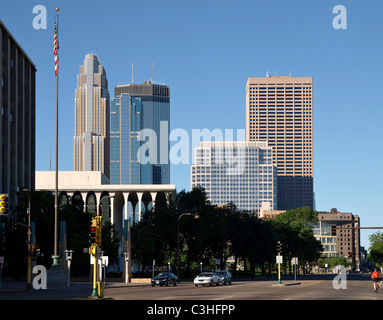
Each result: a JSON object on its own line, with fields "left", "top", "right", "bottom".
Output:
{"left": 100, "top": 220, "right": 120, "bottom": 267}
{"left": 273, "top": 207, "right": 322, "bottom": 274}
{"left": 369, "top": 232, "right": 383, "bottom": 266}
{"left": 130, "top": 209, "right": 155, "bottom": 274}
{"left": 175, "top": 187, "right": 214, "bottom": 274}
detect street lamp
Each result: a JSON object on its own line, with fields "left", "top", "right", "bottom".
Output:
{"left": 98, "top": 195, "right": 114, "bottom": 218}
{"left": 177, "top": 212, "right": 192, "bottom": 282}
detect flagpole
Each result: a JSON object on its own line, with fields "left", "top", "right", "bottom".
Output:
{"left": 53, "top": 7, "right": 60, "bottom": 267}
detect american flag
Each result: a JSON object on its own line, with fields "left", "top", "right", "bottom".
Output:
{"left": 53, "top": 20, "right": 59, "bottom": 76}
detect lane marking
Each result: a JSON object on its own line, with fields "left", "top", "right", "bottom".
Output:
{"left": 214, "top": 295, "right": 234, "bottom": 300}
{"left": 300, "top": 280, "right": 325, "bottom": 287}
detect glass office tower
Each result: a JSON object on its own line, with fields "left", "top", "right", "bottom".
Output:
{"left": 111, "top": 81, "right": 170, "bottom": 185}
{"left": 191, "top": 141, "right": 277, "bottom": 212}
{"left": 110, "top": 94, "right": 142, "bottom": 184}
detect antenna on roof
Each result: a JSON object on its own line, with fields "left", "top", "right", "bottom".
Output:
{"left": 151, "top": 62, "right": 154, "bottom": 83}
{"left": 266, "top": 70, "right": 269, "bottom": 77}
{"left": 132, "top": 63, "right": 134, "bottom": 84}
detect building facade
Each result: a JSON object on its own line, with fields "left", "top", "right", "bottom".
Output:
{"left": 74, "top": 54, "right": 110, "bottom": 178}
{"left": 110, "top": 94, "right": 142, "bottom": 184}
{"left": 191, "top": 141, "right": 277, "bottom": 212}
{"left": 112, "top": 81, "right": 170, "bottom": 184}
{"left": 0, "top": 20, "right": 36, "bottom": 213}
{"left": 260, "top": 207, "right": 361, "bottom": 270}
{"left": 313, "top": 208, "right": 361, "bottom": 269}
{"left": 246, "top": 75, "right": 313, "bottom": 210}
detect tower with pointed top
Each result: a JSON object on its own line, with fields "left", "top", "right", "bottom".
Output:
{"left": 74, "top": 54, "right": 110, "bottom": 178}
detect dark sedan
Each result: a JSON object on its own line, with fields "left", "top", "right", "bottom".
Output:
{"left": 151, "top": 272, "right": 178, "bottom": 287}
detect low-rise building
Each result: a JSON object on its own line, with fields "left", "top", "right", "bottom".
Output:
{"left": 259, "top": 207, "right": 361, "bottom": 270}
{"left": 313, "top": 208, "right": 360, "bottom": 269}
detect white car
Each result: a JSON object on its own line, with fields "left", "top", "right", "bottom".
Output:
{"left": 194, "top": 272, "right": 221, "bottom": 286}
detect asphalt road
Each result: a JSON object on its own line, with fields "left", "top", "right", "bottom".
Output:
{"left": 0, "top": 273, "right": 381, "bottom": 301}
{"left": 0, "top": 273, "right": 380, "bottom": 318}
{"left": 104, "top": 273, "right": 383, "bottom": 301}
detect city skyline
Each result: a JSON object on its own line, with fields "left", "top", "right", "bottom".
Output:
{"left": 1, "top": 0, "right": 382, "bottom": 250}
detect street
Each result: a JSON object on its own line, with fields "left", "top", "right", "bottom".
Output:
{"left": 0, "top": 273, "right": 380, "bottom": 318}
{"left": 104, "top": 273, "right": 382, "bottom": 301}
{"left": 0, "top": 272, "right": 380, "bottom": 301}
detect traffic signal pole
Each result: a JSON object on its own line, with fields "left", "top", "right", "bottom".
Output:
{"left": 89, "top": 216, "right": 102, "bottom": 297}
{"left": 91, "top": 246, "right": 98, "bottom": 297}
{"left": 277, "top": 241, "right": 282, "bottom": 284}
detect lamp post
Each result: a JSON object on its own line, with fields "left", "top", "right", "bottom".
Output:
{"left": 64, "top": 250, "right": 73, "bottom": 287}
{"left": 176, "top": 212, "right": 192, "bottom": 282}
{"left": 22, "top": 189, "right": 32, "bottom": 289}
{"left": 98, "top": 195, "right": 114, "bottom": 218}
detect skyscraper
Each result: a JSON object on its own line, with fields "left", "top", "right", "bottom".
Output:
{"left": 0, "top": 20, "right": 36, "bottom": 213}
{"left": 74, "top": 54, "right": 110, "bottom": 178}
{"left": 111, "top": 81, "right": 170, "bottom": 184}
{"left": 246, "top": 75, "right": 313, "bottom": 210}
{"left": 110, "top": 94, "right": 142, "bottom": 184}
{"left": 191, "top": 141, "right": 277, "bottom": 212}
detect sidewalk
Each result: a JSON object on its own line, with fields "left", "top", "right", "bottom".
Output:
{"left": 0, "top": 280, "right": 93, "bottom": 300}
{"left": 0, "top": 279, "right": 154, "bottom": 300}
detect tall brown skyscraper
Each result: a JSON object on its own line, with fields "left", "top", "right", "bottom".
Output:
{"left": 246, "top": 75, "right": 313, "bottom": 210}
{"left": 74, "top": 54, "right": 110, "bottom": 178}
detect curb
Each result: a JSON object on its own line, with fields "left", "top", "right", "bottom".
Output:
{"left": 272, "top": 282, "right": 301, "bottom": 286}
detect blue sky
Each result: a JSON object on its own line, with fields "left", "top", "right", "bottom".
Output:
{"left": 1, "top": 0, "right": 383, "bottom": 250}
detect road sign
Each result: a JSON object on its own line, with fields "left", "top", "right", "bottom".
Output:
{"left": 291, "top": 257, "right": 298, "bottom": 265}
{"left": 276, "top": 255, "right": 283, "bottom": 264}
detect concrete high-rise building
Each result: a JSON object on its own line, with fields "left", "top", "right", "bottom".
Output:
{"left": 246, "top": 75, "right": 313, "bottom": 210}
{"left": 0, "top": 20, "right": 36, "bottom": 213}
{"left": 191, "top": 141, "right": 277, "bottom": 212}
{"left": 314, "top": 208, "right": 360, "bottom": 270}
{"left": 111, "top": 81, "right": 170, "bottom": 185}
{"left": 74, "top": 54, "right": 110, "bottom": 178}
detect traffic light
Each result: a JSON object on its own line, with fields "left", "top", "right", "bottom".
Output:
{"left": 96, "top": 223, "right": 102, "bottom": 246}
{"left": 276, "top": 241, "right": 282, "bottom": 254}
{"left": 348, "top": 252, "right": 352, "bottom": 258}
{"left": 90, "top": 223, "right": 97, "bottom": 245}
{"left": 32, "top": 244, "right": 40, "bottom": 257}
{"left": 0, "top": 194, "right": 8, "bottom": 215}
{"left": 331, "top": 225, "right": 336, "bottom": 236}
{"left": 90, "top": 216, "right": 102, "bottom": 246}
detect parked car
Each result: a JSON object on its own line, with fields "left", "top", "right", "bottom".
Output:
{"left": 215, "top": 270, "right": 232, "bottom": 285}
{"left": 151, "top": 272, "right": 177, "bottom": 287}
{"left": 193, "top": 272, "right": 221, "bottom": 286}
